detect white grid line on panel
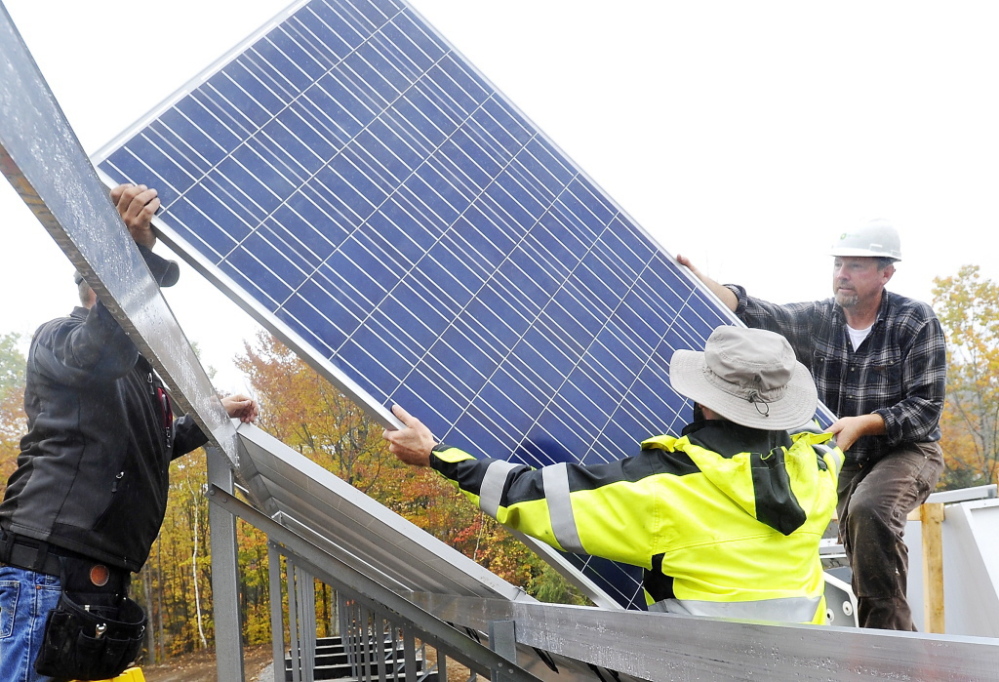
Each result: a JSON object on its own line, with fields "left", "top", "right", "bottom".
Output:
{"left": 575, "top": 290, "right": 692, "bottom": 462}
{"left": 191, "top": 169, "right": 267, "bottom": 245}
{"left": 431, "top": 225, "right": 613, "bottom": 459}
{"left": 327, "top": 0, "right": 391, "bottom": 35}
{"left": 187, "top": 88, "right": 279, "bottom": 221}
{"left": 204, "top": 38, "right": 489, "bottom": 319}
{"left": 470, "top": 224, "right": 678, "bottom": 464}
{"left": 251, "top": 30, "right": 325, "bottom": 99}
{"left": 149, "top": 100, "right": 240, "bottom": 211}
{"left": 283, "top": 13, "right": 342, "bottom": 73}
{"left": 205, "top": 72, "right": 314, "bottom": 197}
{"left": 400, "top": 207, "right": 640, "bottom": 446}
{"left": 137, "top": 2, "right": 403, "bottom": 255}
{"left": 293, "top": 175, "right": 365, "bottom": 244}
{"left": 302, "top": 116, "right": 534, "bottom": 366}
{"left": 243, "top": 226, "right": 313, "bottom": 290}
{"left": 141, "top": 125, "right": 202, "bottom": 190}
{"left": 109, "top": 135, "right": 186, "bottom": 200}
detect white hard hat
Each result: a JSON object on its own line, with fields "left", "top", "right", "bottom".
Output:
{"left": 830, "top": 219, "right": 902, "bottom": 261}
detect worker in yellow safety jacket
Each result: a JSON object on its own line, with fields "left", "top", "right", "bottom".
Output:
{"left": 384, "top": 326, "right": 844, "bottom": 624}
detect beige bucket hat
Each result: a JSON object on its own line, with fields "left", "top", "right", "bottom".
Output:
{"left": 669, "top": 326, "right": 818, "bottom": 430}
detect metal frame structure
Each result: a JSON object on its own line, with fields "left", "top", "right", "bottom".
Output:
{"left": 205, "top": 426, "right": 999, "bottom": 680}
{"left": 208, "top": 425, "right": 999, "bottom": 682}
{"left": 205, "top": 448, "right": 548, "bottom": 682}
{"left": 904, "top": 485, "right": 999, "bottom": 636}
{"left": 5, "top": 2, "right": 999, "bottom": 680}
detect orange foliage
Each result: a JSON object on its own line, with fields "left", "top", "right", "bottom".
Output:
{"left": 234, "top": 332, "right": 557, "bottom": 592}
{"left": 933, "top": 266, "right": 999, "bottom": 489}
{"left": 0, "top": 333, "right": 26, "bottom": 497}
{"left": 235, "top": 331, "right": 412, "bottom": 498}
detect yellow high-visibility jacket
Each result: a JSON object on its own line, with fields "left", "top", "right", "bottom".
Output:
{"left": 430, "top": 420, "right": 843, "bottom": 624}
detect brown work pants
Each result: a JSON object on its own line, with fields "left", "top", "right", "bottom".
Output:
{"left": 836, "top": 441, "right": 944, "bottom": 631}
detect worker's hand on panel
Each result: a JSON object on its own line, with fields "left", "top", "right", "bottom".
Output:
{"left": 382, "top": 404, "right": 435, "bottom": 467}
{"left": 222, "top": 393, "right": 259, "bottom": 423}
{"left": 676, "top": 253, "right": 738, "bottom": 312}
{"left": 675, "top": 254, "right": 702, "bottom": 278}
{"left": 111, "top": 183, "right": 160, "bottom": 249}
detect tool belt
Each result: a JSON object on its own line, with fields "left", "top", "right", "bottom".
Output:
{"left": 0, "top": 530, "right": 146, "bottom": 680}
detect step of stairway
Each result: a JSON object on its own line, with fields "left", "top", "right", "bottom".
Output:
{"left": 285, "top": 644, "right": 407, "bottom": 669}
{"left": 283, "top": 660, "right": 437, "bottom": 682}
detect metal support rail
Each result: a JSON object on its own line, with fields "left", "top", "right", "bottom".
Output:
{"left": 207, "top": 483, "right": 542, "bottom": 682}
{"left": 407, "top": 592, "right": 999, "bottom": 681}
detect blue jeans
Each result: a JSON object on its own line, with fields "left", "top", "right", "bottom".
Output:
{"left": 0, "top": 566, "right": 61, "bottom": 682}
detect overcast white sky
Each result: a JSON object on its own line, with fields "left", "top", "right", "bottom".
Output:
{"left": 3, "top": 0, "right": 998, "bottom": 391}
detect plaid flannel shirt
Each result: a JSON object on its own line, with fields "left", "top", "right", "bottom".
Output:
{"left": 727, "top": 285, "right": 945, "bottom": 465}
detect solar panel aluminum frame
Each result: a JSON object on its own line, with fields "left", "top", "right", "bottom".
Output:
{"left": 234, "top": 422, "right": 533, "bottom": 599}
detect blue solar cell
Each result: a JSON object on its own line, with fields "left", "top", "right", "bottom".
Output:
{"left": 480, "top": 98, "right": 532, "bottom": 152}
{"left": 264, "top": 28, "right": 329, "bottom": 88}
{"left": 140, "top": 124, "right": 200, "bottom": 191}
{"left": 205, "top": 72, "right": 269, "bottom": 131}
{"left": 277, "top": 295, "right": 335, "bottom": 353}
{"left": 452, "top": 403, "right": 514, "bottom": 456}
{"left": 338, "top": 339, "right": 397, "bottom": 392}
{"left": 95, "top": 0, "right": 749, "bottom": 609}
{"left": 403, "top": 369, "right": 462, "bottom": 425}
{"left": 430, "top": 336, "right": 489, "bottom": 392}
{"left": 167, "top": 101, "right": 232, "bottom": 168}
{"left": 154, "top": 109, "right": 219, "bottom": 176}
{"left": 516, "top": 137, "right": 574, "bottom": 195}
{"left": 174, "top": 194, "right": 239, "bottom": 256}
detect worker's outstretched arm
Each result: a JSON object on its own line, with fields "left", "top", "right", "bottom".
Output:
{"left": 676, "top": 254, "right": 738, "bottom": 312}
{"left": 382, "top": 404, "right": 659, "bottom": 567}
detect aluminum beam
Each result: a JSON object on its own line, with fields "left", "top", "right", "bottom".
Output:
{"left": 409, "top": 593, "right": 999, "bottom": 681}
{"left": 0, "top": 1, "right": 240, "bottom": 467}
{"left": 206, "top": 446, "right": 247, "bottom": 681}
{"left": 236, "top": 423, "right": 531, "bottom": 601}
{"left": 209, "top": 483, "right": 544, "bottom": 682}
{"left": 906, "top": 497, "right": 999, "bottom": 636}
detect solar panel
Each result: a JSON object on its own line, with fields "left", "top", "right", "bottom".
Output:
{"left": 94, "top": 0, "right": 742, "bottom": 609}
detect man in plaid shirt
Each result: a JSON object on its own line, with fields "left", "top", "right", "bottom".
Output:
{"left": 678, "top": 220, "right": 945, "bottom": 631}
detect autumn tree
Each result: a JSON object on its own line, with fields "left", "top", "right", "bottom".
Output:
{"left": 932, "top": 265, "right": 999, "bottom": 489}
{"left": 235, "top": 332, "right": 585, "bottom": 604}
{"left": 0, "top": 333, "right": 26, "bottom": 489}
{"left": 236, "top": 332, "right": 409, "bottom": 499}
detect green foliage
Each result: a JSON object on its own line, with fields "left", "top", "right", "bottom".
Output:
{"left": 0, "top": 332, "right": 26, "bottom": 492}
{"left": 932, "top": 265, "right": 999, "bottom": 488}
{"left": 528, "top": 562, "right": 590, "bottom": 606}
{"left": 0, "top": 332, "right": 24, "bottom": 397}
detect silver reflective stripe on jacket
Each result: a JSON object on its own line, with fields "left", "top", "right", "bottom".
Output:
{"left": 648, "top": 595, "right": 822, "bottom": 624}
{"left": 542, "top": 463, "right": 584, "bottom": 553}
{"left": 478, "top": 460, "right": 520, "bottom": 516}
{"left": 812, "top": 441, "right": 845, "bottom": 471}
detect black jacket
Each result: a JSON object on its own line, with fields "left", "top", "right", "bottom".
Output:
{"left": 0, "top": 252, "right": 206, "bottom": 571}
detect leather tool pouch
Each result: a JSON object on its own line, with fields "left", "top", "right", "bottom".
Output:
{"left": 34, "top": 556, "right": 146, "bottom": 681}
